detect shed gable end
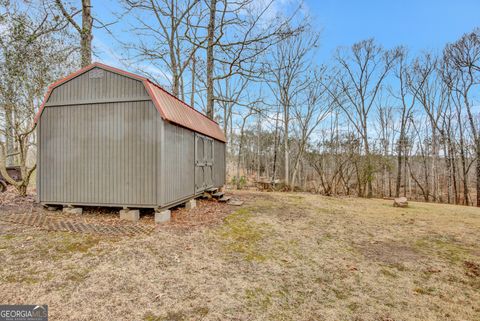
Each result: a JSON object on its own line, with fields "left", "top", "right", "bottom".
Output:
{"left": 45, "top": 67, "right": 150, "bottom": 107}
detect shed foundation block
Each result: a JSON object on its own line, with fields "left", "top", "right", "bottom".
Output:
{"left": 185, "top": 199, "right": 196, "bottom": 209}
{"left": 120, "top": 209, "right": 140, "bottom": 222}
{"left": 44, "top": 205, "right": 59, "bottom": 211}
{"left": 155, "top": 210, "right": 171, "bottom": 224}
{"left": 63, "top": 207, "right": 83, "bottom": 215}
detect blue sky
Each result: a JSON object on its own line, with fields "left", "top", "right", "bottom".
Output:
{"left": 94, "top": 0, "right": 480, "bottom": 74}
{"left": 304, "top": 0, "right": 480, "bottom": 61}
{"left": 91, "top": 0, "right": 480, "bottom": 121}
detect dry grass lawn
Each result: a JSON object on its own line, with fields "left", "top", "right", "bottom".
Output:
{"left": 1, "top": 191, "right": 479, "bottom": 320}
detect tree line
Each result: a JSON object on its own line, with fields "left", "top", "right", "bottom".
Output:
{"left": 233, "top": 32, "right": 480, "bottom": 207}
{"left": 0, "top": 0, "right": 479, "bottom": 206}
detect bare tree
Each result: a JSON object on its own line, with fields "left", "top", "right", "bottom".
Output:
{"left": 290, "top": 68, "right": 330, "bottom": 189}
{"left": 375, "top": 104, "right": 395, "bottom": 197}
{"left": 443, "top": 29, "right": 480, "bottom": 206}
{"left": 390, "top": 49, "right": 430, "bottom": 197}
{"left": 123, "top": 0, "right": 203, "bottom": 98}
{"left": 54, "top": 0, "right": 93, "bottom": 67}
{"left": 205, "top": 0, "right": 217, "bottom": 118}
{"left": 268, "top": 28, "right": 318, "bottom": 187}
{"left": 0, "top": 5, "right": 75, "bottom": 195}
{"left": 203, "top": 0, "right": 301, "bottom": 119}
{"left": 331, "top": 39, "right": 400, "bottom": 197}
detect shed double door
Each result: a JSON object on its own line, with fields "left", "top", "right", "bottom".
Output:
{"left": 195, "top": 134, "right": 214, "bottom": 193}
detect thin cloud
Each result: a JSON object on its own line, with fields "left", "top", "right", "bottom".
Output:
{"left": 93, "top": 37, "right": 173, "bottom": 85}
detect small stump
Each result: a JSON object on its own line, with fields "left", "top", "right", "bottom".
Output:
{"left": 393, "top": 197, "right": 408, "bottom": 208}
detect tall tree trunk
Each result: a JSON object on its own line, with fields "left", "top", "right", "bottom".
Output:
{"left": 355, "top": 161, "right": 363, "bottom": 197}
{"left": 80, "top": 0, "right": 92, "bottom": 67}
{"left": 431, "top": 126, "right": 439, "bottom": 202}
{"left": 443, "top": 140, "right": 452, "bottom": 204}
{"left": 457, "top": 114, "right": 469, "bottom": 205}
{"left": 256, "top": 115, "right": 261, "bottom": 181}
{"left": 271, "top": 108, "right": 280, "bottom": 185}
{"left": 284, "top": 114, "right": 289, "bottom": 186}
{"left": 190, "top": 54, "right": 196, "bottom": 108}
{"left": 395, "top": 135, "right": 403, "bottom": 198}
{"left": 236, "top": 124, "right": 245, "bottom": 189}
{"left": 364, "top": 139, "right": 373, "bottom": 198}
{"left": 403, "top": 148, "right": 408, "bottom": 197}
{"left": 206, "top": 0, "right": 217, "bottom": 119}
{"left": 172, "top": 22, "right": 182, "bottom": 97}
{"left": 5, "top": 107, "right": 14, "bottom": 166}
{"left": 476, "top": 144, "right": 480, "bottom": 207}
{"left": 447, "top": 136, "right": 458, "bottom": 204}
{"left": 290, "top": 142, "right": 306, "bottom": 190}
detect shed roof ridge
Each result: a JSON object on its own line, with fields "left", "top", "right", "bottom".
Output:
{"left": 145, "top": 79, "right": 220, "bottom": 126}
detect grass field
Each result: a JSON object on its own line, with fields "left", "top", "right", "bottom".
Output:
{"left": 0, "top": 191, "right": 479, "bottom": 320}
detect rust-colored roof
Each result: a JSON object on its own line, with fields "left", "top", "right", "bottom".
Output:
{"left": 34, "top": 62, "right": 226, "bottom": 142}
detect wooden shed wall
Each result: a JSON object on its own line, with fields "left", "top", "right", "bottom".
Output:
{"left": 37, "top": 66, "right": 226, "bottom": 209}
{"left": 38, "top": 101, "right": 161, "bottom": 207}
{"left": 213, "top": 140, "right": 226, "bottom": 187}
{"left": 161, "top": 121, "right": 195, "bottom": 206}
{"left": 38, "top": 68, "right": 162, "bottom": 207}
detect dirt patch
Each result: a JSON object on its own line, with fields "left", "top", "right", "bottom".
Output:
{"left": 356, "top": 241, "right": 424, "bottom": 265}
{"left": 464, "top": 261, "right": 480, "bottom": 278}
{"left": 0, "top": 188, "right": 235, "bottom": 233}
{"left": 167, "top": 198, "right": 233, "bottom": 230}
{"left": 230, "top": 190, "right": 277, "bottom": 204}
{"left": 0, "top": 188, "right": 37, "bottom": 212}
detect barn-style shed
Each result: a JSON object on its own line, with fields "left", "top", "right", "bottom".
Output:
{"left": 35, "top": 62, "right": 226, "bottom": 213}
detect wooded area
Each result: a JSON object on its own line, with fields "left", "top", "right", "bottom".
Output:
{"left": 0, "top": 0, "right": 479, "bottom": 206}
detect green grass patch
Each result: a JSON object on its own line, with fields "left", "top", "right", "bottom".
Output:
{"left": 285, "top": 195, "right": 306, "bottom": 205}
{"left": 2, "top": 234, "right": 15, "bottom": 240}
{"left": 413, "top": 286, "right": 436, "bottom": 295}
{"left": 144, "top": 311, "right": 186, "bottom": 321}
{"left": 245, "top": 287, "right": 273, "bottom": 310}
{"left": 9, "top": 232, "right": 102, "bottom": 261}
{"left": 4, "top": 274, "right": 39, "bottom": 285}
{"left": 65, "top": 267, "right": 91, "bottom": 283}
{"left": 0, "top": 234, "right": 16, "bottom": 250}
{"left": 143, "top": 307, "right": 208, "bottom": 321}
{"left": 414, "top": 236, "right": 472, "bottom": 264}
{"left": 315, "top": 207, "right": 347, "bottom": 216}
{"left": 3, "top": 268, "right": 54, "bottom": 285}
{"left": 380, "top": 267, "right": 398, "bottom": 278}
{"left": 331, "top": 286, "right": 349, "bottom": 300}
{"left": 218, "top": 208, "right": 272, "bottom": 262}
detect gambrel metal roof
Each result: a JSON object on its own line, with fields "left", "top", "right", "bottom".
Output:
{"left": 35, "top": 62, "right": 226, "bottom": 142}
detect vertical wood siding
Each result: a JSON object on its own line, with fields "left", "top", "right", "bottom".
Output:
{"left": 39, "top": 101, "right": 159, "bottom": 206}
{"left": 213, "top": 140, "right": 226, "bottom": 187}
{"left": 194, "top": 134, "right": 204, "bottom": 193}
{"left": 38, "top": 65, "right": 226, "bottom": 208}
{"left": 161, "top": 121, "right": 195, "bottom": 205}
{"left": 47, "top": 68, "right": 147, "bottom": 104}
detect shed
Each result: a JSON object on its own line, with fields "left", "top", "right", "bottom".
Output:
{"left": 35, "top": 62, "right": 226, "bottom": 210}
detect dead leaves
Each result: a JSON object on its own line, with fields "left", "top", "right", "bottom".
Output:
{"left": 464, "top": 261, "right": 480, "bottom": 278}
